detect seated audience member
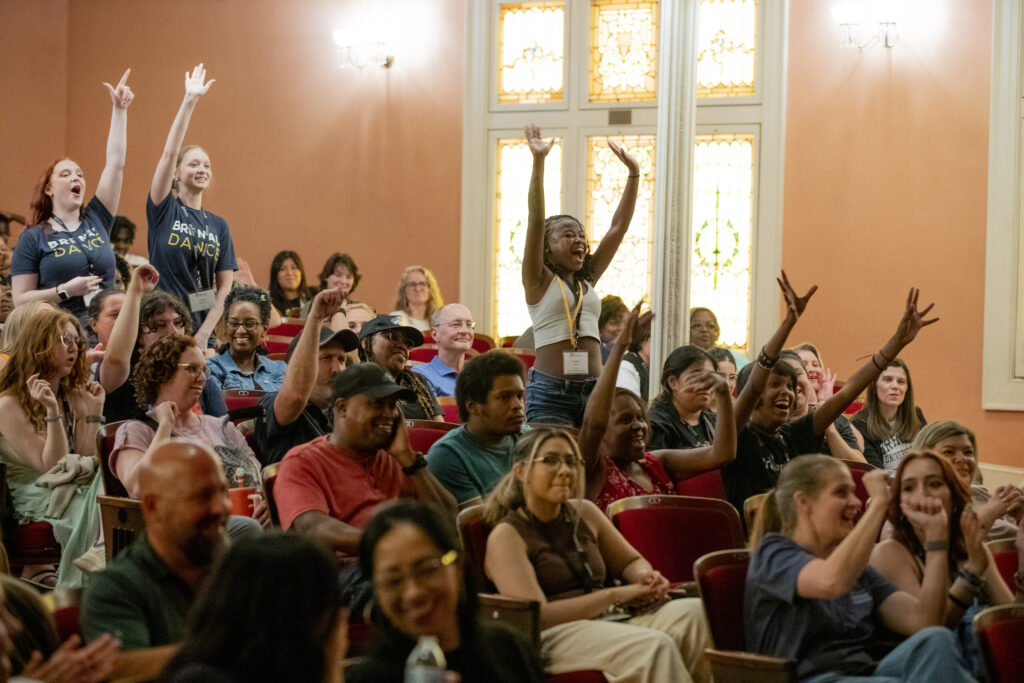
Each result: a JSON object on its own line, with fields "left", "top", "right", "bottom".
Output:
{"left": 707, "top": 347, "right": 737, "bottom": 397}
{"left": 0, "top": 308, "right": 105, "bottom": 587}
{"left": 81, "top": 441, "right": 230, "bottom": 650}
{"left": 109, "top": 334, "right": 268, "bottom": 533}
{"left": 87, "top": 289, "right": 124, "bottom": 349}
{"left": 689, "top": 307, "right": 749, "bottom": 369}
{"left": 1, "top": 575, "right": 120, "bottom": 683}
{"left": 912, "top": 420, "right": 1024, "bottom": 541}
{"left": 747, "top": 456, "right": 975, "bottom": 682}
{"left": 484, "top": 428, "right": 712, "bottom": 682}
{"left": 315, "top": 252, "right": 361, "bottom": 303}
{"left": 268, "top": 250, "right": 313, "bottom": 319}
{"left": 427, "top": 352, "right": 527, "bottom": 507}
{"left": 870, "top": 451, "right": 1015, "bottom": 677}
{"left": 256, "top": 288, "right": 358, "bottom": 465}
{"left": 412, "top": 303, "right": 476, "bottom": 398}
{"left": 598, "top": 295, "right": 628, "bottom": 362}
{"left": 779, "top": 350, "right": 864, "bottom": 462}
{"left": 347, "top": 502, "right": 543, "bottom": 683}
{"left": 722, "top": 278, "right": 936, "bottom": 513}
{"left": 113, "top": 255, "right": 131, "bottom": 292}
{"left": 343, "top": 302, "right": 375, "bottom": 335}
{"left": 580, "top": 308, "right": 736, "bottom": 511}
{"left": 851, "top": 358, "right": 927, "bottom": 474}
{"left": 390, "top": 265, "right": 443, "bottom": 332}
{"left": 98, "top": 266, "right": 227, "bottom": 422}
{"left": 616, "top": 306, "right": 652, "bottom": 398}
{"left": 646, "top": 346, "right": 718, "bottom": 450}
{"left": 110, "top": 215, "right": 148, "bottom": 268}
{"left": 275, "top": 364, "right": 456, "bottom": 612}
{"left": 0, "top": 300, "right": 54, "bottom": 367}
{"left": 161, "top": 534, "right": 346, "bottom": 683}
{"left": 790, "top": 343, "right": 864, "bottom": 452}
{"left": 359, "top": 315, "right": 443, "bottom": 421}
{"left": 206, "top": 285, "right": 286, "bottom": 392}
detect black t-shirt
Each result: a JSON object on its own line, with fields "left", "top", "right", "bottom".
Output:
{"left": 647, "top": 401, "right": 717, "bottom": 450}
{"left": 851, "top": 407, "right": 927, "bottom": 474}
{"left": 257, "top": 392, "right": 331, "bottom": 466}
{"left": 11, "top": 196, "right": 115, "bottom": 320}
{"left": 97, "top": 351, "right": 227, "bottom": 423}
{"left": 722, "top": 414, "right": 824, "bottom": 513}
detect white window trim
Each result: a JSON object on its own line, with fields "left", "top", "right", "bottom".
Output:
{"left": 982, "top": 0, "right": 1024, "bottom": 409}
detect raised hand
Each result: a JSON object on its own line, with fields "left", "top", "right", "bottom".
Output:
{"left": 776, "top": 270, "right": 817, "bottom": 325}
{"left": 309, "top": 287, "right": 344, "bottom": 321}
{"left": 608, "top": 140, "right": 640, "bottom": 175}
{"left": 614, "top": 303, "right": 646, "bottom": 350}
{"left": 234, "top": 257, "right": 257, "bottom": 287}
{"left": 862, "top": 469, "right": 892, "bottom": 508}
{"left": 524, "top": 124, "right": 554, "bottom": 158}
{"left": 103, "top": 69, "right": 134, "bottom": 109}
{"left": 64, "top": 275, "right": 104, "bottom": 298}
{"left": 26, "top": 374, "right": 59, "bottom": 415}
{"left": 892, "top": 288, "right": 939, "bottom": 348}
{"left": 128, "top": 264, "right": 160, "bottom": 296}
{"left": 962, "top": 507, "right": 989, "bottom": 575}
{"left": 816, "top": 368, "right": 836, "bottom": 403}
{"left": 184, "top": 63, "right": 216, "bottom": 99}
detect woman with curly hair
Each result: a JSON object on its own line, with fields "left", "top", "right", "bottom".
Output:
{"left": 109, "top": 334, "right": 268, "bottom": 530}
{"left": 0, "top": 309, "right": 106, "bottom": 587}
{"left": 207, "top": 285, "right": 286, "bottom": 392}
{"left": 390, "top": 265, "right": 443, "bottom": 332}
{"left": 268, "top": 250, "right": 313, "bottom": 319}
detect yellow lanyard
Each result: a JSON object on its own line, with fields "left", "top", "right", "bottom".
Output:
{"left": 557, "top": 277, "right": 585, "bottom": 350}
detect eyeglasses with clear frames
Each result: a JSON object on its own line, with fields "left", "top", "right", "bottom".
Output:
{"left": 177, "top": 362, "right": 207, "bottom": 378}
{"left": 373, "top": 549, "right": 458, "bottom": 594}
{"left": 533, "top": 454, "right": 584, "bottom": 470}
{"left": 690, "top": 322, "right": 717, "bottom": 331}
{"left": 439, "top": 320, "right": 476, "bottom": 330}
{"left": 58, "top": 332, "right": 82, "bottom": 348}
{"left": 226, "top": 319, "right": 262, "bottom": 331}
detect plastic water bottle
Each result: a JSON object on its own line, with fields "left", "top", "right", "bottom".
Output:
{"left": 404, "top": 635, "right": 446, "bottom": 683}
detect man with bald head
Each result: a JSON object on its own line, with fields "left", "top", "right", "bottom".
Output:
{"left": 411, "top": 303, "right": 476, "bottom": 397}
{"left": 81, "top": 440, "right": 230, "bottom": 650}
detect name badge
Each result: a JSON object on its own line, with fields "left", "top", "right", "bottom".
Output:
{"left": 562, "top": 351, "right": 589, "bottom": 376}
{"left": 188, "top": 289, "right": 216, "bottom": 312}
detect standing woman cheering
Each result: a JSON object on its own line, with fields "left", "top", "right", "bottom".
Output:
{"left": 521, "top": 124, "right": 640, "bottom": 427}
{"left": 13, "top": 70, "right": 134, "bottom": 329}
{"left": 148, "top": 64, "right": 235, "bottom": 350}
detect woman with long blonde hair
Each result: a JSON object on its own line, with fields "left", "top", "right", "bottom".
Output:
{"left": 390, "top": 265, "right": 443, "bottom": 332}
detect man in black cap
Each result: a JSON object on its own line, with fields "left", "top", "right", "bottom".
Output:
{"left": 257, "top": 288, "right": 359, "bottom": 465}
{"left": 275, "top": 362, "right": 456, "bottom": 553}
{"left": 359, "top": 314, "right": 443, "bottom": 421}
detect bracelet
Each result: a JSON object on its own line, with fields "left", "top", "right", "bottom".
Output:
{"left": 401, "top": 454, "right": 428, "bottom": 475}
{"left": 956, "top": 568, "right": 986, "bottom": 596}
{"left": 756, "top": 346, "right": 779, "bottom": 370}
{"left": 85, "top": 415, "right": 106, "bottom": 425}
{"left": 948, "top": 590, "right": 972, "bottom": 609}
{"left": 43, "top": 415, "right": 61, "bottom": 423}
{"left": 877, "top": 349, "right": 894, "bottom": 363}
{"left": 627, "top": 174, "right": 640, "bottom": 178}
{"left": 924, "top": 540, "right": 949, "bottom": 552}
{"left": 870, "top": 354, "right": 886, "bottom": 371}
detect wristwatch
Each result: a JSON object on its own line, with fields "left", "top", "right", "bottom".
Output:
{"left": 401, "top": 453, "right": 428, "bottom": 475}
{"left": 56, "top": 285, "right": 69, "bottom": 302}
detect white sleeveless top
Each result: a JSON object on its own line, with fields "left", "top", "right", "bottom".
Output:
{"left": 527, "top": 276, "right": 601, "bottom": 348}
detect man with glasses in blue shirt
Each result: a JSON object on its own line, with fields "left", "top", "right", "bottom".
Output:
{"left": 412, "top": 303, "right": 476, "bottom": 397}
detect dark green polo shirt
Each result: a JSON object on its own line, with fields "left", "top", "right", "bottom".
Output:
{"left": 80, "top": 535, "right": 196, "bottom": 650}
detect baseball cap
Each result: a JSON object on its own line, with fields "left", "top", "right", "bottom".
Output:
{"left": 329, "top": 363, "right": 416, "bottom": 402}
{"left": 358, "top": 314, "right": 424, "bottom": 347}
{"left": 286, "top": 326, "right": 360, "bottom": 361}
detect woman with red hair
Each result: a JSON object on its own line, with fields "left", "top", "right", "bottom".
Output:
{"left": 12, "top": 70, "right": 134, "bottom": 328}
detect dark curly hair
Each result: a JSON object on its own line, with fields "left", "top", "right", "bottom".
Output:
{"left": 140, "top": 291, "right": 193, "bottom": 337}
{"left": 317, "top": 253, "right": 361, "bottom": 294}
{"left": 454, "top": 352, "right": 525, "bottom": 423}
{"left": 133, "top": 334, "right": 197, "bottom": 407}
{"left": 224, "top": 285, "right": 272, "bottom": 327}
{"left": 543, "top": 215, "right": 594, "bottom": 283}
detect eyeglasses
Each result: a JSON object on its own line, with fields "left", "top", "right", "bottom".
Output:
{"left": 439, "top": 320, "right": 476, "bottom": 330}
{"left": 176, "top": 362, "right": 207, "bottom": 378}
{"left": 405, "top": 281, "right": 429, "bottom": 290}
{"left": 532, "top": 454, "right": 583, "bottom": 470}
{"left": 690, "top": 322, "right": 717, "bottom": 331}
{"left": 144, "top": 317, "right": 185, "bottom": 333}
{"left": 58, "top": 332, "right": 82, "bottom": 348}
{"left": 226, "top": 319, "right": 262, "bottom": 331}
{"left": 378, "top": 330, "right": 409, "bottom": 345}
{"left": 373, "top": 550, "right": 458, "bottom": 594}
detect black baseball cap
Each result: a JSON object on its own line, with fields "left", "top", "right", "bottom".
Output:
{"left": 329, "top": 363, "right": 416, "bottom": 402}
{"left": 286, "top": 326, "right": 360, "bottom": 361}
{"left": 358, "top": 314, "right": 424, "bottom": 347}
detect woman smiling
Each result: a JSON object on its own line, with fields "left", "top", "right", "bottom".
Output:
{"left": 207, "top": 286, "right": 286, "bottom": 392}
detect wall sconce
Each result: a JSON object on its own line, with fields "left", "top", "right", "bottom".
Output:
{"left": 831, "top": 3, "right": 899, "bottom": 51}
{"left": 332, "top": 31, "right": 394, "bottom": 69}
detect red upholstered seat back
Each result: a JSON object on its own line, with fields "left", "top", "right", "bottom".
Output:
{"left": 674, "top": 469, "right": 726, "bottom": 499}
{"left": 456, "top": 506, "right": 495, "bottom": 592}
{"left": 695, "top": 550, "right": 750, "bottom": 652}
{"left": 976, "top": 605, "right": 1024, "bottom": 683}
{"left": 992, "top": 548, "right": 1018, "bottom": 592}
{"left": 610, "top": 496, "right": 744, "bottom": 583}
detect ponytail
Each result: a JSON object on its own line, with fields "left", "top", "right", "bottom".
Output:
{"left": 748, "top": 489, "right": 782, "bottom": 550}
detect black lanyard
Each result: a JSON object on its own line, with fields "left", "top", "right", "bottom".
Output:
{"left": 175, "top": 198, "right": 212, "bottom": 290}
{"left": 58, "top": 389, "right": 76, "bottom": 448}
{"left": 50, "top": 216, "right": 97, "bottom": 276}
{"left": 523, "top": 505, "right": 596, "bottom": 593}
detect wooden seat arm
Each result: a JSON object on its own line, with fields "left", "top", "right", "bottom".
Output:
{"left": 704, "top": 648, "right": 796, "bottom": 683}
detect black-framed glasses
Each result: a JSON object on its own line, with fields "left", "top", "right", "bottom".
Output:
{"left": 226, "top": 319, "right": 262, "bottom": 331}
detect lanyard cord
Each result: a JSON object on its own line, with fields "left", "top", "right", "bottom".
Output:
{"left": 50, "top": 216, "right": 98, "bottom": 276}
{"left": 557, "top": 278, "right": 585, "bottom": 350}
{"left": 176, "top": 198, "right": 212, "bottom": 290}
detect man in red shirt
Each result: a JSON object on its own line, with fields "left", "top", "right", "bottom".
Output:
{"left": 275, "top": 363, "right": 457, "bottom": 556}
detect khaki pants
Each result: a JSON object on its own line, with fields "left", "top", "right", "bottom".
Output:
{"left": 540, "top": 597, "right": 712, "bottom": 683}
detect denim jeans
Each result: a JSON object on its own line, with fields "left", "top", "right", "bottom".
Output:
{"left": 804, "top": 626, "right": 977, "bottom": 683}
{"left": 525, "top": 367, "right": 597, "bottom": 428}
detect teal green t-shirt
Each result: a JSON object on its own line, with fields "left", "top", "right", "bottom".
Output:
{"left": 426, "top": 426, "right": 526, "bottom": 505}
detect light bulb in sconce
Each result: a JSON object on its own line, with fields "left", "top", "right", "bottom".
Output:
{"left": 332, "top": 28, "right": 394, "bottom": 69}
{"left": 831, "top": 2, "right": 897, "bottom": 51}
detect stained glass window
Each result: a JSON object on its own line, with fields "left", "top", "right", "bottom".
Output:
{"left": 494, "top": 137, "right": 563, "bottom": 338}
{"left": 697, "top": 0, "right": 756, "bottom": 98}
{"left": 585, "top": 135, "right": 656, "bottom": 309}
{"left": 499, "top": 2, "right": 565, "bottom": 104}
{"left": 589, "top": 1, "right": 658, "bottom": 103}
{"left": 691, "top": 133, "right": 754, "bottom": 353}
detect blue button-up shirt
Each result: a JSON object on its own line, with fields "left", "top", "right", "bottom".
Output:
{"left": 411, "top": 355, "right": 459, "bottom": 397}
{"left": 207, "top": 351, "right": 287, "bottom": 392}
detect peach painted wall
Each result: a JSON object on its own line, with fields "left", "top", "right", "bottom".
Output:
{"left": 783, "top": 0, "right": 1024, "bottom": 469}
{"left": 1, "top": 0, "right": 463, "bottom": 314}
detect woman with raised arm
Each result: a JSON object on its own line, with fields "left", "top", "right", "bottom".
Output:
{"left": 746, "top": 456, "right": 975, "bottom": 682}
{"left": 12, "top": 70, "right": 134, "bottom": 329}
{"left": 722, "top": 279, "right": 937, "bottom": 513}
{"left": 579, "top": 306, "right": 737, "bottom": 510}
{"left": 521, "top": 124, "right": 640, "bottom": 427}
{"left": 148, "top": 64, "right": 235, "bottom": 351}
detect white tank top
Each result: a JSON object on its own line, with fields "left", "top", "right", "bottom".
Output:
{"left": 527, "top": 276, "right": 601, "bottom": 348}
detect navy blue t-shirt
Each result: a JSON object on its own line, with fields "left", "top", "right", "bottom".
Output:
{"left": 146, "top": 192, "right": 236, "bottom": 331}
{"left": 12, "top": 196, "right": 115, "bottom": 320}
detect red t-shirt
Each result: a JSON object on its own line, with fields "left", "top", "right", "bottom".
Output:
{"left": 595, "top": 452, "right": 675, "bottom": 512}
{"left": 275, "top": 435, "right": 409, "bottom": 530}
